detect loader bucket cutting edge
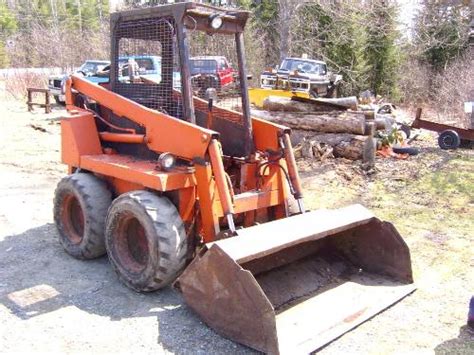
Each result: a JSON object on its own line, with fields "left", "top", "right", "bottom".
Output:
{"left": 178, "top": 204, "right": 415, "bottom": 354}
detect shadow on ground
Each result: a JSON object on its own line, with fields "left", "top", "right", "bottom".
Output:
{"left": 434, "top": 325, "right": 474, "bottom": 354}
{"left": 0, "top": 224, "right": 252, "bottom": 354}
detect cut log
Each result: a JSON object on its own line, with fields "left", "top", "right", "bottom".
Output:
{"left": 263, "top": 96, "right": 317, "bottom": 112}
{"left": 292, "top": 130, "right": 368, "bottom": 160}
{"left": 251, "top": 109, "right": 366, "bottom": 135}
{"left": 263, "top": 96, "right": 350, "bottom": 112}
{"left": 295, "top": 96, "right": 359, "bottom": 110}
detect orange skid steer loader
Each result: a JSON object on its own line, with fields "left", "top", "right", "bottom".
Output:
{"left": 54, "top": 3, "right": 415, "bottom": 353}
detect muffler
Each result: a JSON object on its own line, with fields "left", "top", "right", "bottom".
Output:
{"left": 177, "top": 204, "right": 415, "bottom": 354}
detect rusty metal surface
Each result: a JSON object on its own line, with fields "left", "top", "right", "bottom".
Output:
{"left": 178, "top": 205, "right": 415, "bottom": 354}
{"left": 412, "top": 116, "right": 474, "bottom": 141}
{"left": 178, "top": 245, "right": 279, "bottom": 354}
{"left": 207, "top": 204, "right": 374, "bottom": 264}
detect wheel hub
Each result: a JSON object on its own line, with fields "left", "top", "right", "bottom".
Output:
{"left": 62, "top": 194, "right": 85, "bottom": 244}
{"left": 116, "top": 214, "right": 149, "bottom": 273}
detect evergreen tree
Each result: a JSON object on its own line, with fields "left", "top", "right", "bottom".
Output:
{"left": 0, "top": 1, "right": 18, "bottom": 67}
{"left": 363, "top": 0, "right": 400, "bottom": 97}
{"left": 414, "top": 0, "right": 471, "bottom": 72}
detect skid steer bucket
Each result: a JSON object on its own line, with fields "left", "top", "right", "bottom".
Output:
{"left": 178, "top": 204, "right": 415, "bottom": 354}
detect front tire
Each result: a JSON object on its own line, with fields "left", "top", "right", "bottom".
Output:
{"left": 105, "top": 191, "right": 188, "bottom": 292}
{"left": 54, "top": 173, "right": 112, "bottom": 259}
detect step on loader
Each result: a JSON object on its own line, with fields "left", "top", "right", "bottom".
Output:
{"left": 54, "top": 2, "right": 415, "bottom": 353}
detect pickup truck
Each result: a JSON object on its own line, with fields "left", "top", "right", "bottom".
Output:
{"left": 190, "top": 56, "right": 236, "bottom": 95}
{"left": 93, "top": 55, "right": 181, "bottom": 88}
{"left": 49, "top": 56, "right": 181, "bottom": 104}
{"left": 260, "top": 57, "right": 342, "bottom": 98}
{"left": 48, "top": 60, "right": 109, "bottom": 104}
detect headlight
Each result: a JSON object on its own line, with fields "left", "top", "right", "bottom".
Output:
{"left": 262, "top": 79, "right": 269, "bottom": 85}
{"left": 209, "top": 14, "right": 223, "bottom": 30}
{"left": 157, "top": 152, "right": 175, "bottom": 171}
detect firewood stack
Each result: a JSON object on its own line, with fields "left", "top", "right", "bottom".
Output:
{"left": 251, "top": 95, "right": 391, "bottom": 162}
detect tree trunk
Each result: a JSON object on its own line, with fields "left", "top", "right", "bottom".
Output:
{"left": 251, "top": 109, "right": 367, "bottom": 135}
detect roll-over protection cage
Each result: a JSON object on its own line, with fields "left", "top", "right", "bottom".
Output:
{"left": 109, "top": 2, "right": 254, "bottom": 158}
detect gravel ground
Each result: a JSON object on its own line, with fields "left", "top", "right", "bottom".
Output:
{"left": 0, "top": 97, "right": 473, "bottom": 354}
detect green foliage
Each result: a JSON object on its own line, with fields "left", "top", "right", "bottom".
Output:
{"left": 245, "top": 0, "right": 280, "bottom": 67}
{"left": 414, "top": 0, "right": 471, "bottom": 72}
{"left": 0, "top": 2, "right": 17, "bottom": 67}
{"left": 0, "top": 3, "right": 17, "bottom": 34}
{"left": 376, "top": 126, "right": 404, "bottom": 147}
{"left": 3, "top": 0, "right": 109, "bottom": 68}
{"left": 362, "top": 0, "right": 400, "bottom": 97}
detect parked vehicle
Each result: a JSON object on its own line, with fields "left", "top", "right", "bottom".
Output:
{"left": 260, "top": 57, "right": 342, "bottom": 98}
{"left": 48, "top": 60, "right": 109, "bottom": 104}
{"left": 94, "top": 55, "right": 181, "bottom": 88}
{"left": 190, "top": 56, "right": 235, "bottom": 95}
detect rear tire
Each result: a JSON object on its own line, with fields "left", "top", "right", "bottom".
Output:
{"left": 105, "top": 191, "right": 188, "bottom": 292}
{"left": 438, "top": 130, "right": 460, "bottom": 150}
{"left": 54, "top": 173, "right": 112, "bottom": 259}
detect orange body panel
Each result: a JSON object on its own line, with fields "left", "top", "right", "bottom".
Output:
{"left": 70, "top": 75, "right": 215, "bottom": 160}
{"left": 81, "top": 154, "right": 196, "bottom": 191}
{"left": 61, "top": 112, "right": 102, "bottom": 167}
{"left": 104, "top": 177, "right": 145, "bottom": 195}
{"left": 60, "top": 75, "right": 301, "bottom": 243}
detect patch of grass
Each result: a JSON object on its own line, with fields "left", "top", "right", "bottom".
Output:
{"left": 369, "top": 156, "right": 474, "bottom": 234}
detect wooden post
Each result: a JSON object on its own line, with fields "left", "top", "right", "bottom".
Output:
{"left": 27, "top": 89, "right": 33, "bottom": 112}
{"left": 362, "top": 122, "right": 376, "bottom": 170}
{"left": 45, "top": 90, "right": 51, "bottom": 113}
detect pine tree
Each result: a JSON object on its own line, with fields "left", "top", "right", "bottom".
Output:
{"left": 363, "top": 0, "right": 400, "bottom": 97}
{"left": 0, "top": 1, "right": 18, "bottom": 67}
{"left": 414, "top": 0, "right": 471, "bottom": 72}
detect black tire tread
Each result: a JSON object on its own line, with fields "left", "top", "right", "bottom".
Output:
{"left": 106, "top": 191, "right": 187, "bottom": 292}
{"left": 54, "top": 173, "right": 112, "bottom": 259}
{"left": 438, "top": 130, "right": 461, "bottom": 150}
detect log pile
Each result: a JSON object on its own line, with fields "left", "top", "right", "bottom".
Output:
{"left": 292, "top": 131, "right": 369, "bottom": 161}
{"left": 252, "top": 96, "right": 386, "bottom": 162}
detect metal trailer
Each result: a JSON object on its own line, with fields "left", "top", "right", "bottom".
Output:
{"left": 412, "top": 108, "right": 474, "bottom": 149}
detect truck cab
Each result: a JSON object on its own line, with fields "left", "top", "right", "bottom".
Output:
{"left": 260, "top": 57, "right": 342, "bottom": 98}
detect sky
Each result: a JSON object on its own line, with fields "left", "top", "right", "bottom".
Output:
{"left": 398, "top": 0, "right": 421, "bottom": 28}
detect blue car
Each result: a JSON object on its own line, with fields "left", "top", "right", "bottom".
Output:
{"left": 93, "top": 55, "right": 181, "bottom": 89}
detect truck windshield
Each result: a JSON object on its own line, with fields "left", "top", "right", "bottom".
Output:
{"left": 280, "top": 59, "right": 326, "bottom": 74}
{"left": 190, "top": 59, "right": 217, "bottom": 75}
{"left": 78, "top": 61, "right": 107, "bottom": 75}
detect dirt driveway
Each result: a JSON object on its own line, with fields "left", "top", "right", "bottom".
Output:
{"left": 0, "top": 97, "right": 473, "bottom": 354}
